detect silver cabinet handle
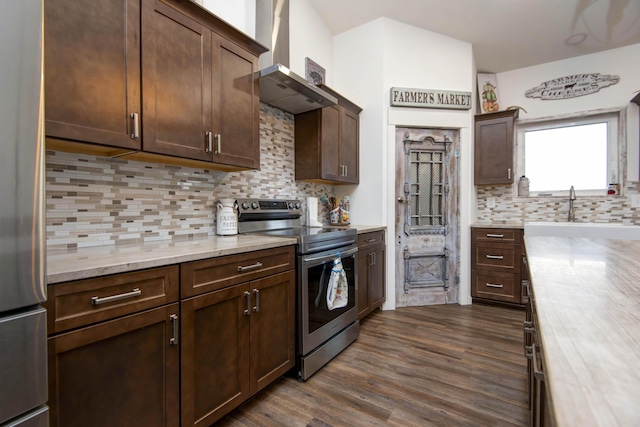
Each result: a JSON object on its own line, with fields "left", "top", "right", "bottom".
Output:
{"left": 238, "top": 262, "right": 263, "bottom": 272}
{"left": 91, "top": 288, "right": 141, "bottom": 306}
{"left": 243, "top": 291, "right": 251, "bottom": 316}
{"left": 170, "top": 314, "right": 179, "bottom": 345}
{"left": 508, "top": 167, "right": 512, "bottom": 180}
{"left": 253, "top": 289, "right": 260, "bottom": 312}
{"left": 365, "top": 238, "right": 376, "bottom": 243}
{"left": 532, "top": 343, "right": 545, "bottom": 381}
{"left": 344, "top": 165, "right": 348, "bottom": 177}
{"left": 486, "top": 283, "right": 503, "bottom": 288}
{"left": 214, "top": 133, "right": 221, "bottom": 154}
{"left": 523, "top": 320, "right": 534, "bottom": 358}
{"left": 130, "top": 113, "right": 139, "bottom": 139}
{"left": 205, "top": 132, "right": 212, "bottom": 153}
{"left": 486, "top": 233, "right": 504, "bottom": 238}
{"left": 486, "top": 255, "right": 504, "bottom": 260}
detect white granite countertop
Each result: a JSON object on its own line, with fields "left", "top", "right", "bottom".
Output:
{"left": 47, "top": 235, "right": 297, "bottom": 284}
{"left": 47, "top": 226, "right": 386, "bottom": 284}
{"left": 524, "top": 236, "right": 640, "bottom": 426}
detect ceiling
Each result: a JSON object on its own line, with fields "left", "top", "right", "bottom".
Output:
{"left": 308, "top": 0, "right": 640, "bottom": 73}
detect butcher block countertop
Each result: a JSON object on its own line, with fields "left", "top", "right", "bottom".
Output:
{"left": 524, "top": 236, "right": 640, "bottom": 427}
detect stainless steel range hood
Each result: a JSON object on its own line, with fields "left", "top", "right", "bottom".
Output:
{"left": 256, "top": 0, "right": 336, "bottom": 114}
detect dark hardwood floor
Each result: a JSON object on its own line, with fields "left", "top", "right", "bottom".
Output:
{"left": 216, "top": 304, "right": 528, "bottom": 427}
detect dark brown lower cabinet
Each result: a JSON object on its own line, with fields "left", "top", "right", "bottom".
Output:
{"left": 357, "top": 231, "right": 386, "bottom": 320}
{"left": 180, "top": 270, "right": 296, "bottom": 427}
{"left": 48, "top": 304, "right": 180, "bottom": 427}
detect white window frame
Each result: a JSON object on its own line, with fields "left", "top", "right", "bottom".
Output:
{"left": 515, "top": 108, "right": 625, "bottom": 198}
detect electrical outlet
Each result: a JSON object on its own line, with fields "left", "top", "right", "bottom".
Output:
{"left": 631, "top": 195, "right": 640, "bottom": 208}
{"left": 487, "top": 197, "right": 496, "bottom": 208}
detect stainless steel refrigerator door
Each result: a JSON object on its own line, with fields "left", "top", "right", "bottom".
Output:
{"left": 0, "top": 308, "right": 47, "bottom": 425}
{"left": 0, "top": 0, "right": 46, "bottom": 312}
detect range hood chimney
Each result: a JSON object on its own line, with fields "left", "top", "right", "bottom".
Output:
{"left": 256, "top": 0, "right": 336, "bottom": 114}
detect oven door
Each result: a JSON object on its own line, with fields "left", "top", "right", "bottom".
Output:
{"left": 298, "top": 245, "right": 358, "bottom": 356}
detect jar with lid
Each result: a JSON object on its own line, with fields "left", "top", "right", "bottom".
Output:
{"left": 216, "top": 199, "right": 237, "bottom": 235}
{"left": 518, "top": 176, "right": 530, "bottom": 197}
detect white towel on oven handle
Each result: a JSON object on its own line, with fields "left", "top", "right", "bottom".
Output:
{"left": 326, "top": 256, "right": 348, "bottom": 310}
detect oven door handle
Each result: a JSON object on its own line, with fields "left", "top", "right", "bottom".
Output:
{"left": 303, "top": 246, "right": 358, "bottom": 264}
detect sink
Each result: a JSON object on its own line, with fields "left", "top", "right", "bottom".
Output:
{"left": 524, "top": 222, "right": 640, "bottom": 240}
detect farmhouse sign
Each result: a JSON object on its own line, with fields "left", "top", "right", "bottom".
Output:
{"left": 525, "top": 73, "right": 620, "bottom": 100}
{"left": 391, "top": 87, "right": 472, "bottom": 110}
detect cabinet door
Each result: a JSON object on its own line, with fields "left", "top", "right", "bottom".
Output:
{"left": 474, "top": 111, "right": 516, "bottom": 185}
{"left": 45, "top": 0, "right": 141, "bottom": 150}
{"left": 357, "top": 249, "right": 371, "bottom": 320}
{"left": 340, "top": 108, "right": 359, "bottom": 183}
{"left": 48, "top": 304, "right": 179, "bottom": 427}
{"left": 370, "top": 245, "right": 386, "bottom": 310}
{"left": 249, "top": 271, "right": 296, "bottom": 395}
{"left": 181, "top": 284, "right": 250, "bottom": 427}
{"left": 142, "top": 0, "right": 212, "bottom": 161}
{"left": 320, "top": 106, "right": 341, "bottom": 182}
{"left": 211, "top": 35, "right": 260, "bottom": 169}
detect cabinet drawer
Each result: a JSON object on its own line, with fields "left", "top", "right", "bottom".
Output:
{"left": 472, "top": 228, "right": 522, "bottom": 243}
{"left": 181, "top": 246, "right": 295, "bottom": 297}
{"left": 357, "top": 231, "right": 385, "bottom": 249}
{"left": 471, "top": 269, "right": 520, "bottom": 304}
{"left": 45, "top": 266, "right": 179, "bottom": 334}
{"left": 472, "top": 242, "right": 520, "bottom": 272}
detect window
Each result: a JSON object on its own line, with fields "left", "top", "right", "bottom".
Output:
{"left": 516, "top": 110, "right": 622, "bottom": 196}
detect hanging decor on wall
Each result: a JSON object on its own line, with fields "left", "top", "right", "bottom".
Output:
{"left": 525, "top": 73, "right": 620, "bottom": 100}
{"left": 477, "top": 73, "right": 500, "bottom": 113}
{"left": 390, "top": 87, "right": 472, "bottom": 110}
{"left": 305, "top": 57, "right": 326, "bottom": 85}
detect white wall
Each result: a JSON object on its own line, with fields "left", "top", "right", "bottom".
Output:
{"left": 200, "top": 0, "right": 256, "bottom": 37}
{"left": 332, "top": 18, "right": 475, "bottom": 308}
{"left": 289, "top": 0, "right": 334, "bottom": 86}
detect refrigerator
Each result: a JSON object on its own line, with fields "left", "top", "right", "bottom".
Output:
{"left": 0, "top": 0, "right": 48, "bottom": 426}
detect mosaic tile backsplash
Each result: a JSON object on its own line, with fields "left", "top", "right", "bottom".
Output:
{"left": 46, "top": 104, "right": 334, "bottom": 249}
{"left": 476, "top": 181, "right": 640, "bottom": 225}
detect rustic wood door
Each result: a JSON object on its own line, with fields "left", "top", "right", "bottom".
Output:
{"left": 48, "top": 304, "right": 179, "bottom": 427}
{"left": 44, "top": 0, "right": 141, "bottom": 150}
{"left": 249, "top": 271, "right": 296, "bottom": 395}
{"left": 211, "top": 35, "right": 261, "bottom": 169}
{"left": 395, "top": 128, "right": 460, "bottom": 307}
{"left": 141, "top": 0, "right": 213, "bottom": 161}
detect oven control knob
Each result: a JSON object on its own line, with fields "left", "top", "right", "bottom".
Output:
{"left": 241, "top": 202, "right": 250, "bottom": 210}
{"left": 251, "top": 202, "right": 259, "bottom": 210}
{"left": 294, "top": 202, "right": 300, "bottom": 209}
{"left": 288, "top": 202, "right": 294, "bottom": 209}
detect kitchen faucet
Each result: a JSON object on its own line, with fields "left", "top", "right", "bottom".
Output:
{"left": 568, "top": 185, "right": 576, "bottom": 222}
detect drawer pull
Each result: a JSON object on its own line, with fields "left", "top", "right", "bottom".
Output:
{"left": 238, "top": 262, "right": 263, "bottom": 272}
{"left": 486, "top": 255, "right": 504, "bottom": 260}
{"left": 486, "top": 233, "right": 504, "bottom": 238}
{"left": 169, "top": 314, "right": 179, "bottom": 345}
{"left": 486, "top": 283, "right": 503, "bottom": 288}
{"left": 523, "top": 321, "right": 534, "bottom": 358}
{"left": 91, "top": 288, "right": 141, "bottom": 306}
{"left": 365, "top": 238, "right": 376, "bottom": 243}
{"left": 532, "top": 344, "right": 545, "bottom": 382}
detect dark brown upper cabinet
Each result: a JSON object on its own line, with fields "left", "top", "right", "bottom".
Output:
{"left": 45, "top": 0, "right": 266, "bottom": 171}
{"left": 474, "top": 109, "right": 519, "bottom": 185}
{"left": 294, "top": 85, "right": 361, "bottom": 184}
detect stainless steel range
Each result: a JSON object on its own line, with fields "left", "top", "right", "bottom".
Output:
{"left": 237, "top": 198, "right": 359, "bottom": 381}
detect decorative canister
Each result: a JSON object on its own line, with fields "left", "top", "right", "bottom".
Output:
{"left": 216, "top": 198, "right": 238, "bottom": 235}
{"left": 518, "top": 176, "right": 530, "bottom": 197}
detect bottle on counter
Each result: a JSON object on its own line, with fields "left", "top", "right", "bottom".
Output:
{"left": 518, "top": 176, "right": 530, "bottom": 197}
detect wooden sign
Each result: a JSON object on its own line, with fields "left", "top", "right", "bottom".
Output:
{"left": 525, "top": 73, "right": 620, "bottom": 100}
{"left": 391, "top": 87, "right": 472, "bottom": 110}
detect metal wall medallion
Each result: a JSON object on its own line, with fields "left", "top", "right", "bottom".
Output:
{"left": 525, "top": 73, "right": 620, "bottom": 100}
